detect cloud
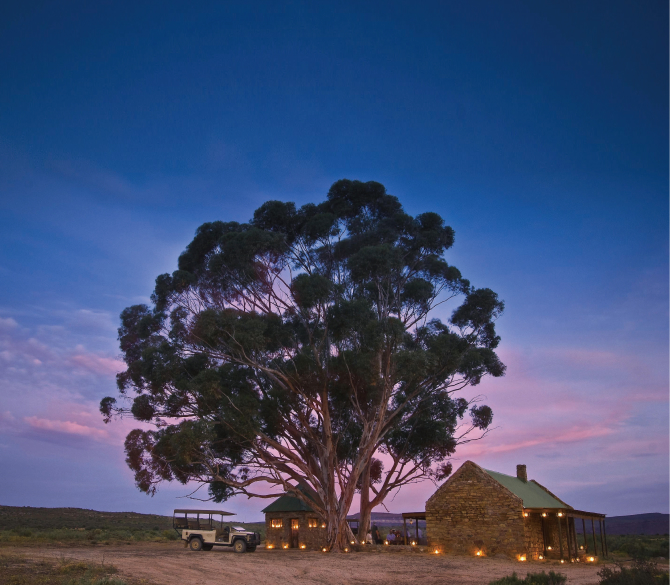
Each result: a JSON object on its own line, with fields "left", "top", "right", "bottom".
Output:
{"left": 68, "top": 352, "right": 124, "bottom": 376}
{"left": 24, "top": 416, "right": 108, "bottom": 440}
{"left": 0, "top": 317, "right": 18, "bottom": 329}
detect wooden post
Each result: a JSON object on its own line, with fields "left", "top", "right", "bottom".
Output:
{"left": 582, "top": 518, "right": 587, "bottom": 552}
{"left": 591, "top": 519, "right": 598, "bottom": 556}
{"left": 599, "top": 519, "right": 605, "bottom": 558}
{"left": 557, "top": 514, "right": 564, "bottom": 560}
{"left": 572, "top": 517, "right": 578, "bottom": 558}
{"left": 403, "top": 517, "right": 408, "bottom": 545}
{"left": 541, "top": 515, "right": 547, "bottom": 555}
{"left": 603, "top": 519, "right": 608, "bottom": 557}
{"left": 567, "top": 516, "right": 574, "bottom": 560}
{"left": 415, "top": 519, "right": 419, "bottom": 543}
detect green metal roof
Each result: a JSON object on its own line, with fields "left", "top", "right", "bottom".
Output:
{"left": 261, "top": 486, "right": 316, "bottom": 514}
{"left": 261, "top": 494, "right": 314, "bottom": 513}
{"left": 483, "top": 469, "right": 569, "bottom": 509}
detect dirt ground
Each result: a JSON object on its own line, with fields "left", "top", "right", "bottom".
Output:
{"left": 9, "top": 542, "right": 610, "bottom": 585}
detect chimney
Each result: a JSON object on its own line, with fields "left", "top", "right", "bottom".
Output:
{"left": 516, "top": 464, "right": 527, "bottom": 482}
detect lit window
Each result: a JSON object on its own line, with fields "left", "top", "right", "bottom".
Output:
{"left": 308, "top": 518, "right": 318, "bottom": 528}
{"left": 271, "top": 519, "right": 283, "bottom": 528}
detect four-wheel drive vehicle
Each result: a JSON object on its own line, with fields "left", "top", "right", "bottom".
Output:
{"left": 173, "top": 509, "right": 261, "bottom": 553}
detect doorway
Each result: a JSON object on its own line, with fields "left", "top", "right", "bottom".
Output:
{"left": 290, "top": 519, "right": 299, "bottom": 548}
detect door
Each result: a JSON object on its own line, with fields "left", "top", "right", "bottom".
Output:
{"left": 290, "top": 519, "right": 299, "bottom": 548}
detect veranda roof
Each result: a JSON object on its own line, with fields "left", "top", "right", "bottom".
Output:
{"left": 483, "top": 469, "right": 570, "bottom": 510}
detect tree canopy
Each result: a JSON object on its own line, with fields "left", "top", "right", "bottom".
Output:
{"left": 101, "top": 179, "right": 505, "bottom": 550}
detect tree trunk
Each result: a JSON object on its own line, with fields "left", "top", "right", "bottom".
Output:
{"left": 358, "top": 460, "right": 372, "bottom": 544}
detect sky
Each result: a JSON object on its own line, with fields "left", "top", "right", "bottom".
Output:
{"left": 0, "top": 0, "right": 667, "bottom": 521}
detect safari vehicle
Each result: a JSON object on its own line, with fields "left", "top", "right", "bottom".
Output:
{"left": 173, "top": 509, "right": 261, "bottom": 553}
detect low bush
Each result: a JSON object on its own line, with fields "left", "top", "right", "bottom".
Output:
{"left": 598, "top": 559, "right": 669, "bottom": 585}
{"left": 488, "top": 571, "right": 567, "bottom": 585}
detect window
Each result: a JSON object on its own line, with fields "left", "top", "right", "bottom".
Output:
{"left": 308, "top": 518, "right": 318, "bottom": 528}
{"left": 271, "top": 519, "right": 283, "bottom": 528}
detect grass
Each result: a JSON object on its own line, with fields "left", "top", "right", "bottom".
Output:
{"left": 0, "top": 550, "right": 153, "bottom": 585}
{"left": 488, "top": 571, "right": 567, "bottom": 585}
{"left": 0, "top": 506, "right": 266, "bottom": 546}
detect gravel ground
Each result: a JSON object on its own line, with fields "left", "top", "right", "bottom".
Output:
{"left": 12, "top": 543, "right": 606, "bottom": 585}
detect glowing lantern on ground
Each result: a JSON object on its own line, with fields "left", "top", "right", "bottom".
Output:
{"left": 518, "top": 555, "right": 526, "bottom": 562}
{"left": 283, "top": 544, "right": 288, "bottom": 549}
{"left": 300, "top": 545, "right": 306, "bottom": 549}
{"left": 476, "top": 551, "right": 482, "bottom": 556}
{"left": 538, "top": 555, "right": 544, "bottom": 560}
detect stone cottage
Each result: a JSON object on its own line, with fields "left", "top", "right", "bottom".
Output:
{"left": 425, "top": 461, "right": 606, "bottom": 561}
{"left": 262, "top": 488, "right": 327, "bottom": 550}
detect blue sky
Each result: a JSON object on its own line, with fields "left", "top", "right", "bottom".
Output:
{"left": 0, "top": 0, "right": 667, "bottom": 520}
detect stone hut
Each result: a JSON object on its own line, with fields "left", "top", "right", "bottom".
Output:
{"left": 262, "top": 488, "right": 327, "bottom": 550}
{"left": 425, "top": 460, "right": 606, "bottom": 561}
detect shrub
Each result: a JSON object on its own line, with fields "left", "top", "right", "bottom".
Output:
{"left": 598, "top": 559, "right": 669, "bottom": 585}
{"left": 489, "top": 571, "right": 567, "bottom": 585}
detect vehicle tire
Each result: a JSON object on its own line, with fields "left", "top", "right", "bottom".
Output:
{"left": 189, "top": 537, "right": 204, "bottom": 551}
{"left": 233, "top": 539, "right": 247, "bottom": 553}
{"left": 202, "top": 544, "right": 213, "bottom": 551}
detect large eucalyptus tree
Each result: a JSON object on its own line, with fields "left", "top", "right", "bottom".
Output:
{"left": 101, "top": 179, "right": 505, "bottom": 550}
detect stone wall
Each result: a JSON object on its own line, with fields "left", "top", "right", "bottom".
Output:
{"left": 264, "top": 511, "right": 327, "bottom": 550}
{"left": 524, "top": 513, "right": 545, "bottom": 559}
{"left": 426, "top": 461, "right": 526, "bottom": 558}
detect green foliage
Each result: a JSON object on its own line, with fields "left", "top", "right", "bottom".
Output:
{"left": 488, "top": 571, "right": 567, "bottom": 585}
{"left": 598, "top": 559, "right": 669, "bottom": 585}
{"left": 577, "top": 533, "right": 669, "bottom": 560}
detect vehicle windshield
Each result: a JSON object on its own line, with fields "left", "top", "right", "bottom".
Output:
{"left": 233, "top": 526, "right": 246, "bottom": 531}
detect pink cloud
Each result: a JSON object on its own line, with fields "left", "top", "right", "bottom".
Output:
{"left": 68, "top": 353, "right": 125, "bottom": 376}
{"left": 24, "top": 416, "right": 108, "bottom": 440}
{"left": 461, "top": 422, "right": 617, "bottom": 457}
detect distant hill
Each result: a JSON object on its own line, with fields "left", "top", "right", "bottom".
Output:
{"left": 600, "top": 513, "right": 669, "bottom": 536}
{"left": 0, "top": 505, "right": 175, "bottom": 531}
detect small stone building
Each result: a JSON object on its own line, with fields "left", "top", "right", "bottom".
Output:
{"left": 425, "top": 460, "right": 606, "bottom": 561}
{"left": 262, "top": 489, "right": 327, "bottom": 550}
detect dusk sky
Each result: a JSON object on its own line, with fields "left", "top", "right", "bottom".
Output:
{"left": 0, "top": 1, "right": 667, "bottom": 521}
